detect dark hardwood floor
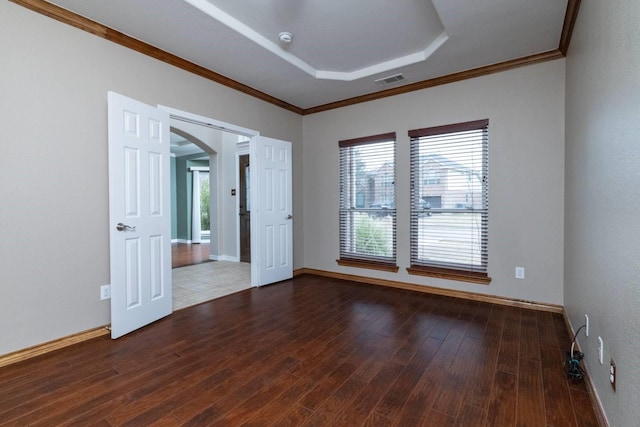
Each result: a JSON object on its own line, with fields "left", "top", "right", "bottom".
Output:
{"left": 172, "top": 242, "right": 210, "bottom": 268}
{"left": 0, "top": 275, "right": 600, "bottom": 426}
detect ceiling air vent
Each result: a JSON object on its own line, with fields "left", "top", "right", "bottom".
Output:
{"left": 375, "top": 73, "right": 405, "bottom": 87}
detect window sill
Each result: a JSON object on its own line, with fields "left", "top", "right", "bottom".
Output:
{"left": 337, "top": 258, "right": 399, "bottom": 273}
{"left": 407, "top": 266, "right": 491, "bottom": 285}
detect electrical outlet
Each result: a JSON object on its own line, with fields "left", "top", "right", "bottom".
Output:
{"left": 597, "top": 336, "right": 604, "bottom": 364}
{"left": 100, "top": 284, "right": 111, "bottom": 300}
{"left": 515, "top": 267, "right": 525, "bottom": 279}
{"left": 610, "top": 359, "right": 616, "bottom": 391}
{"left": 584, "top": 314, "right": 589, "bottom": 337}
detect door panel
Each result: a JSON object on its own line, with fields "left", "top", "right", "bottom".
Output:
{"left": 149, "top": 152, "right": 162, "bottom": 215}
{"left": 254, "top": 137, "right": 292, "bottom": 285}
{"left": 108, "top": 92, "right": 172, "bottom": 339}
{"left": 124, "top": 238, "right": 141, "bottom": 308}
{"left": 150, "top": 235, "right": 163, "bottom": 299}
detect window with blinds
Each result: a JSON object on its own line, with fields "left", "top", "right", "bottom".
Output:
{"left": 407, "top": 120, "right": 490, "bottom": 284}
{"left": 338, "top": 132, "right": 398, "bottom": 271}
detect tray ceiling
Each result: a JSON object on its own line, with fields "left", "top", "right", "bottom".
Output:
{"left": 44, "top": 0, "right": 570, "bottom": 111}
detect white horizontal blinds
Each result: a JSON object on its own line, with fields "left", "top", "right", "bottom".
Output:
{"left": 409, "top": 120, "right": 489, "bottom": 274}
{"left": 339, "top": 133, "right": 397, "bottom": 265}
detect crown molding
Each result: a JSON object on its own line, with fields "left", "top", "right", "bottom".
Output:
{"left": 560, "top": 0, "right": 582, "bottom": 56}
{"left": 9, "top": 0, "right": 304, "bottom": 115}
{"left": 303, "top": 0, "right": 581, "bottom": 114}
{"left": 302, "top": 50, "right": 564, "bottom": 115}
{"left": 11, "top": 0, "right": 580, "bottom": 116}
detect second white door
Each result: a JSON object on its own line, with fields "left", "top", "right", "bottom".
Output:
{"left": 253, "top": 136, "right": 293, "bottom": 286}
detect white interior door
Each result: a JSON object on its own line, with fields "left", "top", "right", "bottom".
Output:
{"left": 108, "top": 92, "right": 172, "bottom": 339}
{"left": 252, "top": 136, "right": 293, "bottom": 286}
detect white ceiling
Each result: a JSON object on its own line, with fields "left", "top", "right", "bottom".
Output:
{"left": 46, "top": 0, "right": 569, "bottom": 110}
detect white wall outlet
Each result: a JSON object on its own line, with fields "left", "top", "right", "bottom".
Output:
{"left": 584, "top": 314, "right": 589, "bottom": 337}
{"left": 515, "top": 267, "right": 525, "bottom": 279}
{"left": 100, "top": 284, "right": 111, "bottom": 300}
{"left": 597, "top": 336, "right": 604, "bottom": 364}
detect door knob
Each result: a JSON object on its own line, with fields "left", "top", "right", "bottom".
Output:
{"left": 286, "top": 214, "right": 293, "bottom": 220}
{"left": 116, "top": 223, "right": 136, "bottom": 232}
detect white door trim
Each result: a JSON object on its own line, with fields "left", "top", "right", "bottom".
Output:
{"left": 158, "top": 106, "right": 258, "bottom": 139}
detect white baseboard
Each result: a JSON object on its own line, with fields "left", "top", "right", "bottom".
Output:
{"left": 215, "top": 255, "right": 239, "bottom": 262}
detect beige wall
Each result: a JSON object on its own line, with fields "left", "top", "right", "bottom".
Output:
{"left": 302, "top": 60, "right": 566, "bottom": 305}
{"left": 564, "top": 2, "right": 640, "bottom": 425}
{"left": 220, "top": 132, "right": 242, "bottom": 259}
{"left": 0, "top": 2, "right": 302, "bottom": 355}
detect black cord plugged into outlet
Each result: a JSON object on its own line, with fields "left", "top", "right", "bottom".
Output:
{"left": 564, "top": 324, "right": 586, "bottom": 382}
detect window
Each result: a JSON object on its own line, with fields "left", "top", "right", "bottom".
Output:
{"left": 408, "top": 120, "right": 490, "bottom": 284}
{"left": 338, "top": 132, "right": 398, "bottom": 272}
{"left": 423, "top": 169, "right": 441, "bottom": 185}
{"left": 199, "top": 171, "right": 210, "bottom": 233}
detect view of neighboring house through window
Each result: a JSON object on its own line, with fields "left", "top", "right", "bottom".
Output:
{"left": 338, "top": 132, "right": 397, "bottom": 271}
{"left": 408, "top": 120, "right": 490, "bottom": 283}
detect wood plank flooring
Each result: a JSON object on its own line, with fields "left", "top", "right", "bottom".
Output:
{"left": 172, "top": 242, "right": 210, "bottom": 269}
{"left": 0, "top": 275, "right": 600, "bottom": 426}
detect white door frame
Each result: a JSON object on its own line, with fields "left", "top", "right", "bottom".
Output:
{"left": 236, "top": 141, "right": 250, "bottom": 264}
{"left": 159, "top": 106, "right": 260, "bottom": 286}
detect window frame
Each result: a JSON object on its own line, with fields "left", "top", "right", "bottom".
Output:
{"left": 337, "top": 132, "right": 398, "bottom": 272}
{"left": 407, "top": 120, "right": 491, "bottom": 284}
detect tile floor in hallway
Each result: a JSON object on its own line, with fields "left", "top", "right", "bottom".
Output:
{"left": 172, "top": 261, "right": 251, "bottom": 310}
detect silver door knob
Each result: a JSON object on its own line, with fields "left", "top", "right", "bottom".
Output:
{"left": 116, "top": 223, "right": 136, "bottom": 232}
